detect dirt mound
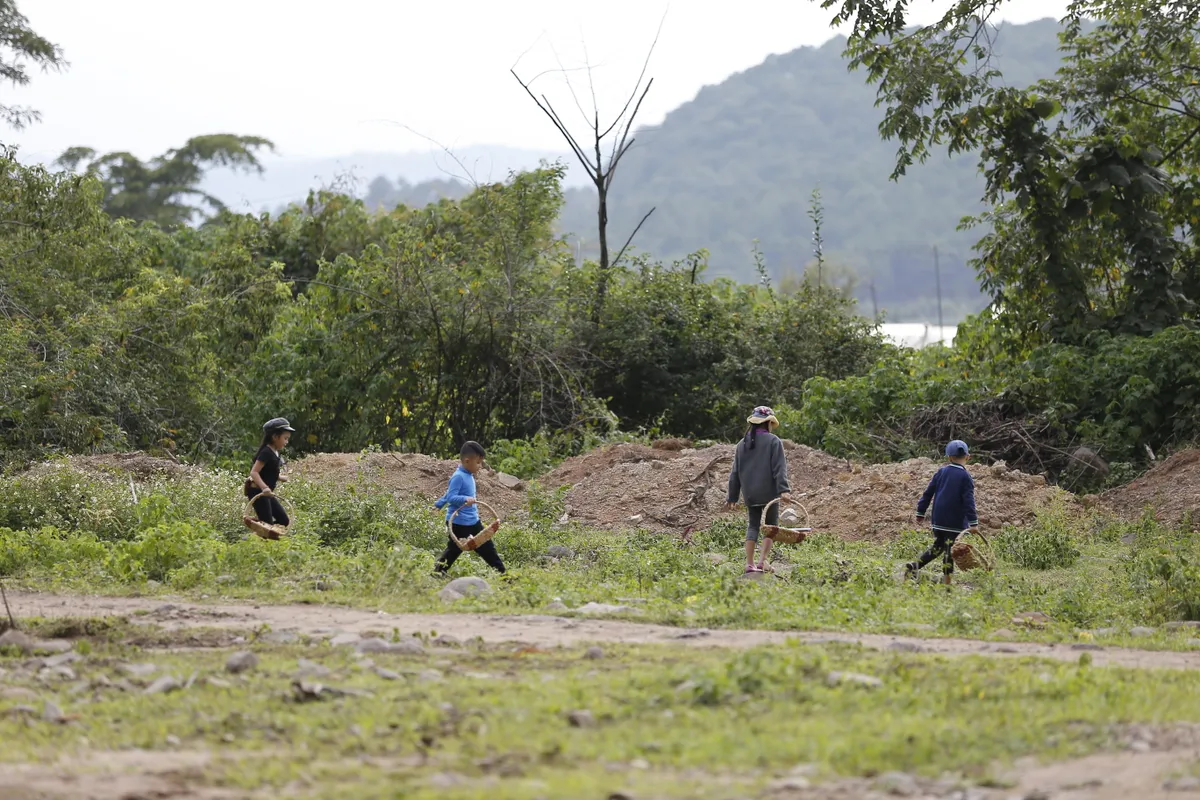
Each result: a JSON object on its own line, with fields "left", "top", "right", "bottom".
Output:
{"left": 560, "top": 442, "right": 848, "bottom": 529}
{"left": 800, "top": 458, "right": 1076, "bottom": 542}
{"left": 543, "top": 444, "right": 686, "bottom": 488}
{"left": 291, "top": 452, "right": 525, "bottom": 516}
{"left": 562, "top": 443, "right": 1074, "bottom": 540}
{"left": 21, "top": 452, "right": 195, "bottom": 482}
{"left": 1100, "top": 449, "right": 1200, "bottom": 525}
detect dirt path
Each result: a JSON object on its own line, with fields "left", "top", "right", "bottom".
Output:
{"left": 3, "top": 591, "right": 1200, "bottom": 798}
{"left": 9, "top": 591, "right": 1200, "bottom": 671}
{"left": 1010, "top": 747, "right": 1200, "bottom": 799}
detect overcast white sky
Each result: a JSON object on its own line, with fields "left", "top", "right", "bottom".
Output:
{"left": 10, "top": 0, "right": 1070, "bottom": 163}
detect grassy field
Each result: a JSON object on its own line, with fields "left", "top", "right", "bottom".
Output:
{"left": 1, "top": 617, "right": 1199, "bottom": 799}
{"left": 0, "top": 459, "right": 1198, "bottom": 797}
{"left": 0, "top": 461, "right": 1196, "bottom": 650}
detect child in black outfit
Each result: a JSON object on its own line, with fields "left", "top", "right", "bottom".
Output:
{"left": 906, "top": 439, "right": 979, "bottom": 586}
{"left": 244, "top": 417, "right": 294, "bottom": 529}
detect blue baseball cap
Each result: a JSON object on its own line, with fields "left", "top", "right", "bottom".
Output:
{"left": 946, "top": 440, "right": 969, "bottom": 457}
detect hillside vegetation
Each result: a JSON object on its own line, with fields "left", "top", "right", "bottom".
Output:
{"left": 365, "top": 19, "right": 1072, "bottom": 320}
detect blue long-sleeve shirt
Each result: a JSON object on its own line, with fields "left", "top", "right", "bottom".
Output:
{"left": 434, "top": 465, "right": 479, "bottom": 525}
{"left": 916, "top": 463, "right": 979, "bottom": 533}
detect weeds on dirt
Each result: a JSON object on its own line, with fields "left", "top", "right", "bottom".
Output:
{"left": 0, "top": 636, "right": 1199, "bottom": 798}
{"left": 0, "top": 463, "right": 1198, "bottom": 645}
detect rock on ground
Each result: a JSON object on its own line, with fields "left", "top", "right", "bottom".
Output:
{"left": 827, "top": 671, "right": 883, "bottom": 689}
{"left": 444, "top": 577, "right": 492, "bottom": 597}
{"left": 225, "top": 651, "right": 258, "bottom": 674}
{"left": 576, "top": 603, "right": 637, "bottom": 615}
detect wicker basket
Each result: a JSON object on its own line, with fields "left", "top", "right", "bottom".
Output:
{"left": 448, "top": 500, "right": 501, "bottom": 552}
{"left": 950, "top": 528, "right": 994, "bottom": 572}
{"left": 243, "top": 490, "right": 289, "bottom": 541}
{"left": 760, "top": 497, "right": 812, "bottom": 545}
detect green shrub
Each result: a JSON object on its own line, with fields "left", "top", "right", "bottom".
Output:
{"left": 0, "top": 465, "right": 140, "bottom": 541}
{"left": 1128, "top": 515, "right": 1200, "bottom": 621}
{"left": 110, "top": 521, "right": 226, "bottom": 583}
{"left": 995, "top": 502, "right": 1081, "bottom": 569}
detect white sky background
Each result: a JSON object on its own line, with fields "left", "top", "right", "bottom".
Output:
{"left": 10, "top": 0, "right": 1071, "bottom": 165}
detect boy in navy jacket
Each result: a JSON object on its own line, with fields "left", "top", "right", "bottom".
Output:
{"left": 905, "top": 439, "right": 979, "bottom": 585}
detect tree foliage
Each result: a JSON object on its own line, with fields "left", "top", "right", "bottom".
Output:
{"left": 821, "top": 0, "right": 1200, "bottom": 344}
{"left": 0, "top": 148, "right": 290, "bottom": 461}
{"left": 0, "top": 0, "right": 65, "bottom": 129}
{"left": 55, "top": 135, "right": 275, "bottom": 227}
{"left": 0, "top": 149, "right": 884, "bottom": 467}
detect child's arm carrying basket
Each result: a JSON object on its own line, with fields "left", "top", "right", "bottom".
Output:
{"left": 950, "top": 528, "right": 994, "bottom": 571}
{"left": 242, "top": 490, "right": 288, "bottom": 541}
{"left": 448, "top": 500, "right": 501, "bottom": 552}
{"left": 760, "top": 497, "right": 812, "bottom": 545}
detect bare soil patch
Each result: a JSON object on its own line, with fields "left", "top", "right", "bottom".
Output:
{"left": 291, "top": 451, "right": 526, "bottom": 516}
{"left": 802, "top": 458, "right": 1077, "bottom": 542}
{"left": 556, "top": 441, "right": 1073, "bottom": 540}
{"left": 7, "top": 592, "right": 1200, "bottom": 672}
{"left": 0, "top": 749, "right": 241, "bottom": 799}
{"left": 1101, "top": 448, "right": 1200, "bottom": 526}
{"left": 21, "top": 452, "right": 195, "bottom": 483}
{"left": 543, "top": 443, "right": 686, "bottom": 488}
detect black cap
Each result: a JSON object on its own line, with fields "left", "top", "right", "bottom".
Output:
{"left": 263, "top": 417, "right": 296, "bottom": 433}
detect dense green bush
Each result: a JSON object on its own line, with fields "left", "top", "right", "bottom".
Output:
{"left": 994, "top": 502, "right": 1082, "bottom": 570}
{"left": 792, "top": 316, "right": 1200, "bottom": 476}
{"left": 1128, "top": 513, "right": 1200, "bottom": 621}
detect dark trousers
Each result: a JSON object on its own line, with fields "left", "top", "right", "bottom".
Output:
{"left": 247, "top": 490, "right": 289, "bottom": 526}
{"left": 913, "top": 530, "right": 958, "bottom": 575}
{"left": 746, "top": 503, "right": 780, "bottom": 542}
{"left": 436, "top": 521, "right": 506, "bottom": 574}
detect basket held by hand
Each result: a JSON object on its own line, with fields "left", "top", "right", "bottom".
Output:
{"left": 950, "top": 528, "right": 994, "bottom": 572}
{"left": 448, "top": 500, "right": 501, "bottom": 552}
{"left": 760, "top": 497, "right": 812, "bottom": 545}
{"left": 242, "top": 490, "right": 289, "bottom": 541}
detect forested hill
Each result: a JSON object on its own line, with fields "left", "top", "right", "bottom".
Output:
{"left": 364, "top": 18, "right": 1072, "bottom": 321}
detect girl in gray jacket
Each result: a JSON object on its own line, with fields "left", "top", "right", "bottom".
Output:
{"left": 726, "top": 405, "right": 792, "bottom": 573}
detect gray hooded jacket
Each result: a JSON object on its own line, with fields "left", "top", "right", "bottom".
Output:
{"left": 726, "top": 430, "right": 790, "bottom": 506}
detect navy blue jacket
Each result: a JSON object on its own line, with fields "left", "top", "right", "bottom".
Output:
{"left": 916, "top": 463, "right": 979, "bottom": 533}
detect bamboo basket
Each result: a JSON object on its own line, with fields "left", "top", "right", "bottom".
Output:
{"left": 243, "top": 490, "right": 289, "bottom": 541}
{"left": 760, "top": 497, "right": 813, "bottom": 545}
{"left": 448, "top": 500, "right": 501, "bottom": 552}
{"left": 950, "top": 528, "right": 994, "bottom": 572}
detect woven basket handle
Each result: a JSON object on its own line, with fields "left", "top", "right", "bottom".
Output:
{"left": 244, "top": 488, "right": 288, "bottom": 519}
{"left": 448, "top": 499, "right": 500, "bottom": 532}
{"left": 960, "top": 527, "right": 990, "bottom": 546}
{"left": 760, "top": 496, "right": 810, "bottom": 529}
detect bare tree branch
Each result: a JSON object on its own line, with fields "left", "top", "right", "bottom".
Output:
{"left": 510, "top": 18, "right": 664, "bottom": 321}
{"left": 612, "top": 206, "right": 656, "bottom": 266}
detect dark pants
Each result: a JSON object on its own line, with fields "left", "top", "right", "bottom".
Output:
{"left": 746, "top": 503, "right": 780, "bottom": 542}
{"left": 436, "top": 521, "right": 506, "bottom": 574}
{"left": 912, "top": 530, "right": 959, "bottom": 575}
{"left": 247, "top": 490, "right": 289, "bottom": 527}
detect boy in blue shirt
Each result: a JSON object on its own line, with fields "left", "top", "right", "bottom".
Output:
{"left": 905, "top": 439, "right": 979, "bottom": 586}
{"left": 433, "top": 441, "right": 506, "bottom": 575}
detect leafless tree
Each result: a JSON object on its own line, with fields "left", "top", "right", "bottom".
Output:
{"left": 511, "top": 21, "right": 663, "bottom": 321}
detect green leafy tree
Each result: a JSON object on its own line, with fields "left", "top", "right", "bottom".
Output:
{"left": 821, "top": 0, "right": 1200, "bottom": 343}
{"left": 54, "top": 135, "right": 274, "bottom": 227}
{"left": 0, "top": 147, "right": 292, "bottom": 465}
{"left": 248, "top": 167, "right": 585, "bottom": 455}
{"left": 0, "top": 0, "right": 65, "bottom": 129}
